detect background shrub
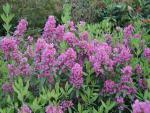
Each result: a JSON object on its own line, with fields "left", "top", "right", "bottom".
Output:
{"left": 0, "top": 0, "right": 65, "bottom": 36}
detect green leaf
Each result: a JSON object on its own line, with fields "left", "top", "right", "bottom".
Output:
{"left": 31, "top": 98, "right": 41, "bottom": 112}
{"left": 131, "top": 38, "right": 140, "bottom": 48}
{"left": 101, "top": 100, "right": 107, "bottom": 108}
{"left": 78, "top": 103, "right": 82, "bottom": 113}
{"left": 1, "top": 14, "right": 7, "bottom": 22}
{"left": 3, "top": 3, "right": 11, "bottom": 14}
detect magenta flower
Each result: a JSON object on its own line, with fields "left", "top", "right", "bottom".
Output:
{"left": 133, "top": 34, "right": 141, "bottom": 39}
{"left": 27, "top": 36, "right": 33, "bottom": 43}
{"left": 14, "top": 19, "right": 28, "bottom": 37}
{"left": 102, "top": 80, "right": 116, "bottom": 94}
{"left": 19, "top": 57, "right": 31, "bottom": 76}
{"left": 1, "top": 37, "right": 17, "bottom": 58}
{"left": 70, "top": 63, "right": 83, "bottom": 89}
{"left": 144, "top": 48, "right": 150, "bottom": 60}
{"left": 41, "top": 43, "right": 56, "bottom": 65}
{"left": 69, "top": 21, "right": 76, "bottom": 32}
{"left": 116, "top": 97, "right": 124, "bottom": 105}
{"left": 133, "top": 100, "right": 150, "bottom": 113}
{"left": 80, "top": 31, "right": 89, "bottom": 41}
{"left": 55, "top": 25, "right": 65, "bottom": 41}
{"left": 25, "top": 45, "right": 34, "bottom": 58}
{"left": 89, "top": 42, "right": 112, "bottom": 75}
{"left": 35, "top": 38, "right": 47, "bottom": 70}
{"left": 135, "top": 64, "right": 142, "bottom": 75}
{"left": 57, "top": 48, "right": 77, "bottom": 69}
{"left": 12, "top": 49, "right": 23, "bottom": 62}
{"left": 40, "top": 43, "right": 56, "bottom": 78}
{"left": 60, "top": 100, "right": 73, "bottom": 111}
{"left": 35, "top": 38, "right": 47, "bottom": 53}
{"left": 79, "top": 21, "right": 86, "bottom": 27}
{"left": 18, "top": 104, "right": 32, "bottom": 113}
{"left": 123, "top": 24, "right": 134, "bottom": 46}
{"left": 113, "top": 45, "right": 132, "bottom": 64}
{"left": 42, "top": 16, "right": 56, "bottom": 42}
{"left": 138, "top": 79, "right": 147, "bottom": 89}
{"left": 124, "top": 24, "right": 134, "bottom": 39}
{"left": 2, "top": 82, "right": 13, "bottom": 94}
{"left": 46, "top": 105, "right": 63, "bottom": 113}
{"left": 119, "top": 66, "right": 136, "bottom": 95}
{"left": 64, "top": 32, "right": 78, "bottom": 47}
{"left": 121, "top": 66, "right": 132, "bottom": 76}
{"left": 8, "top": 64, "right": 20, "bottom": 77}
{"left": 35, "top": 42, "right": 56, "bottom": 80}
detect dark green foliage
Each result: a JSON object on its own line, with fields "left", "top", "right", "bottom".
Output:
{"left": 0, "top": 0, "right": 65, "bottom": 36}
{"left": 71, "top": 0, "right": 104, "bottom": 23}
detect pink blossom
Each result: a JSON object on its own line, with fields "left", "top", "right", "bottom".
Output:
{"left": 1, "top": 37, "right": 17, "bottom": 58}
{"left": 102, "top": 80, "right": 116, "bottom": 94}
{"left": 69, "top": 21, "right": 76, "bottom": 32}
{"left": 35, "top": 38, "right": 47, "bottom": 70}
{"left": 60, "top": 100, "right": 73, "bottom": 111}
{"left": 124, "top": 24, "right": 134, "bottom": 39}
{"left": 14, "top": 19, "right": 28, "bottom": 37}
{"left": 133, "top": 100, "right": 150, "bottom": 113}
{"left": 80, "top": 31, "right": 89, "bottom": 41}
{"left": 19, "top": 57, "right": 31, "bottom": 76}
{"left": 8, "top": 64, "right": 19, "bottom": 77}
{"left": 40, "top": 43, "right": 56, "bottom": 78}
{"left": 135, "top": 64, "right": 142, "bottom": 75}
{"left": 113, "top": 45, "right": 132, "bottom": 64}
{"left": 144, "top": 48, "right": 150, "bottom": 60}
{"left": 121, "top": 66, "right": 132, "bottom": 76}
{"left": 2, "top": 82, "right": 13, "bottom": 93}
{"left": 70, "top": 63, "right": 83, "bottom": 89}
{"left": 64, "top": 32, "right": 78, "bottom": 47}
{"left": 57, "top": 48, "right": 77, "bottom": 69}
{"left": 133, "top": 34, "right": 141, "bottom": 39}
{"left": 89, "top": 43, "right": 112, "bottom": 75}
{"left": 42, "top": 16, "right": 56, "bottom": 42}
{"left": 27, "top": 36, "right": 33, "bottom": 43}
{"left": 18, "top": 104, "right": 32, "bottom": 113}
{"left": 46, "top": 105, "right": 63, "bottom": 113}
{"left": 55, "top": 25, "right": 65, "bottom": 41}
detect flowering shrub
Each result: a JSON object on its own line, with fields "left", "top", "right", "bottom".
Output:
{"left": 0, "top": 15, "right": 150, "bottom": 113}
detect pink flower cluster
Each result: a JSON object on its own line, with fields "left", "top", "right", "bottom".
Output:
{"left": 18, "top": 104, "right": 32, "bottom": 113}
{"left": 102, "top": 80, "right": 117, "bottom": 94}
{"left": 40, "top": 43, "right": 56, "bottom": 81}
{"left": 1, "top": 36, "right": 31, "bottom": 78}
{"left": 42, "top": 16, "right": 65, "bottom": 43}
{"left": 2, "top": 82, "right": 13, "bottom": 93}
{"left": 102, "top": 66, "right": 136, "bottom": 96}
{"left": 123, "top": 24, "right": 134, "bottom": 45}
{"left": 113, "top": 45, "right": 132, "bottom": 64}
{"left": 1, "top": 37, "right": 17, "bottom": 58}
{"left": 14, "top": 19, "right": 28, "bottom": 37}
{"left": 57, "top": 48, "right": 77, "bottom": 69}
{"left": 70, "top": 63, "right": 83, "bottom": 89}
{"left": 35, "top": 38, "right": 47, "bottom": 70}
{"left": 64, "top": 32, "right": 78, "bottom": 47}
{"left": 144, "top": 48, "right": 150, "bottom": 61}
{"left": 60, "top": 100, "right": 73, "bottom": 111}
{"left": 133, "top": 100, "right": 150, "bottom": 113}
{"left": 46, "top": 105, "right": 63, "bottom": 113}
{"left": 89, "top": 42, "right": 113, "bottom": 75}
{"left": 124, "top": 24, "right": 134, "bottom": 39}
{"left": 119, "top": 66, "right": 136, "bottom": 95}
{"left": 43, "top": 16, "right": 56, "bottom": 41}
{"left": 34, "top": 39, "right": 57, "bottom": 82}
